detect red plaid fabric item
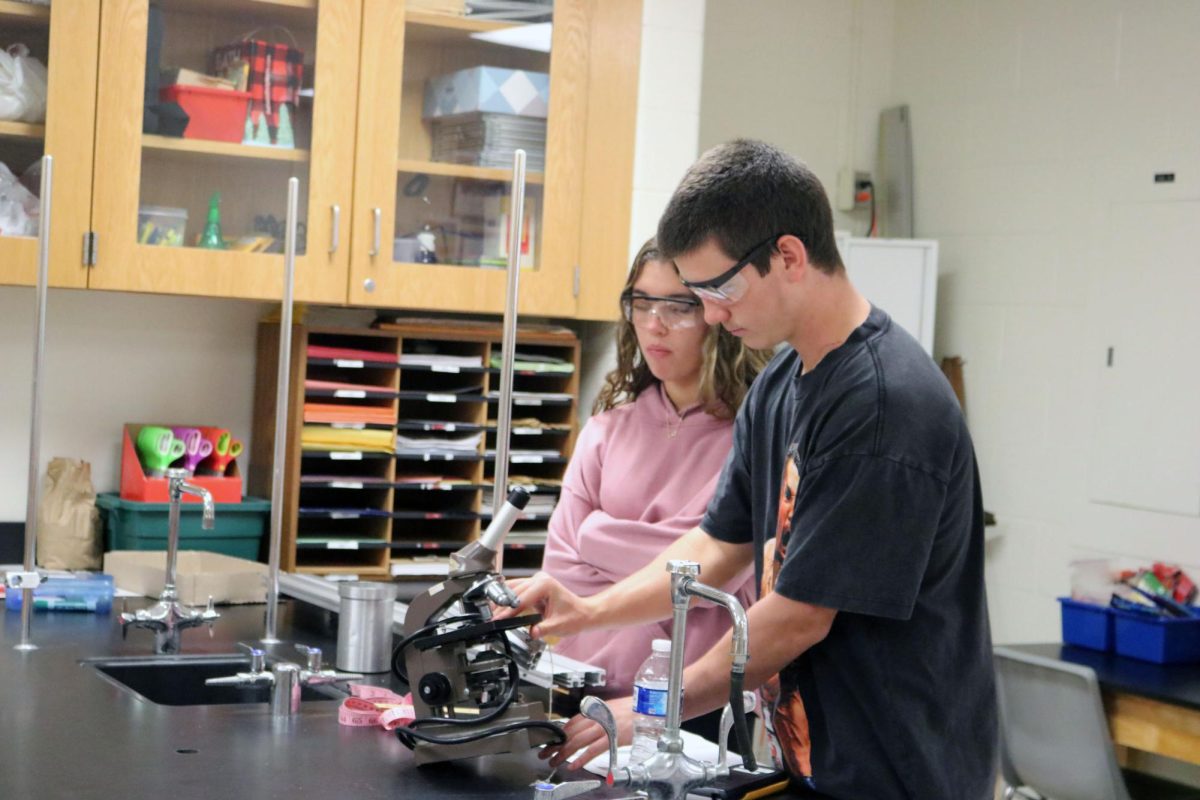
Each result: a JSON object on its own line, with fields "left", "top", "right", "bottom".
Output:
{"left": 212, "top": 38, "right": 304, "bottom": 136}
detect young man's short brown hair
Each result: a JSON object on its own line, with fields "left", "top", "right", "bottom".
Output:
{"left": 657, "top": 139, "right": 844, "bottom": 275}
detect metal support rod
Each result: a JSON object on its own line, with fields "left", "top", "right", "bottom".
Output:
{"left": 164, "top": 478, "right": 182, "bottom": 598}
{"left": 264, "top": 177, "right": 299, "bottom": 644}
{"left": 666, "top": 576, "right": 691, "bottom": 737}
{"left": 17, "top": 155, "right": 53, "bottom": 652}
{"left": 491, "top": 149, "right": 527, "bottom": 512}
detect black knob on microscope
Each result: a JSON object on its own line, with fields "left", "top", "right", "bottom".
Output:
{"left": 419, "top": 673, "right": 453, "bottom": 706}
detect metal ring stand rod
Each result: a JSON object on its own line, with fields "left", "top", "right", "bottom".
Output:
{"left": 263, "top": 176, "right": 299, "bottom": 645}
{"left": 491, "top": 149, "right": 527, "bottom": 516}
{"left": 16, "top": 155, "right": 53, "bottom": 652}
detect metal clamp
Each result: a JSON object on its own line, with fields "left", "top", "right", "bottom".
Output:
{"left": 5, "top": 571, "right": 43, "bottom": 590}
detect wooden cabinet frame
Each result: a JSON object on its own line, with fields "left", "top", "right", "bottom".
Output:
{"left": 0, "top": 0, "right": 98, "bottom": 289}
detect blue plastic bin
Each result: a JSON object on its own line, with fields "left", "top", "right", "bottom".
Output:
{"left": 1111, "top": 607, "right": 1200, "bottom": 664}
{"left": 1059, "top": 597, "right": 1114, "bottom": 652}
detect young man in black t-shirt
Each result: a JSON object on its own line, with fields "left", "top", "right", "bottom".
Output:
{"left": 505, "top": 139, "right": 997, "bottom": 799}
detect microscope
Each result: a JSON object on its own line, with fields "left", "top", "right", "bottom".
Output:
{"left": 393, "top": 487, "right": 566, "bottom": 765}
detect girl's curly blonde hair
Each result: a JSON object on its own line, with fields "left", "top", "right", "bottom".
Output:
{"left": 594, "top": 238, "right": 772, "bottom": 419}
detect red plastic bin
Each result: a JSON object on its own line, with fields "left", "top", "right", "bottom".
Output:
{"left": 160, "top": 84, "right": 251, "bottom": 143}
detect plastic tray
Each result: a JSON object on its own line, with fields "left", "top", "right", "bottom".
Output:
{"left": 1111, "top": 607, "right": 1200, "bottom": 664}
{"left": 1059, "top": 597, "right": 1114, "bottom": 652}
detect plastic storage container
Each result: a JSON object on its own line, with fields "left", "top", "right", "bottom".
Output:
{"left": 630, "top": 638, "right": 672, "bottom": 765}
{"left": 159, "top": 84, "right": 251, "bottom": 143}
{"left": 1059, "top": 597, "right": 1114, "bottom": 652}
{"left": 137, "top": 205, "right": 187, "bottom": 247}
{"left": 96, "top": 492, "right": 270, "bottom": 561}
{"left": 5, "top": 573, "right": 114, "bottom": 613}
{"left": 423, "top": 66, "right": 550, "bottom": 119}
{"left": 1111, "top": 607, "right": 1200, "bottom": 664}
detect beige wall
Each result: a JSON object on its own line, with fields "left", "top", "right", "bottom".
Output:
{"left": 699, "top": 0, "right": 897, "bottom": 236}
{"left": 0, "top": 289, "right": 267, "bottom": 519}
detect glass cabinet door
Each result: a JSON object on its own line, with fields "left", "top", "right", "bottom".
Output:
{"left": 0, "top": 0, "right": 97, "bottom": 288}
{"left": 89, "top": 0, "right": 359, "bottom": 303}
{"left": 348, "top": 0, "right": 586, "bottom": 316}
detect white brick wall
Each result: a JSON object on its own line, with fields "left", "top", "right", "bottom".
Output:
{"left": 892, "top": 0, "right": 1200, "bottom": 648}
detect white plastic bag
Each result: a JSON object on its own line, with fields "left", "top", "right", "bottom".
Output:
{"left": 0, "top": 160, "right": 39, "bottom": 236}
{"left": 0, "top": 44, "right": 49, "bottom": 123}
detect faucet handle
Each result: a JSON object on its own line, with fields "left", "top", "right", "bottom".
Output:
{"left": 579, "top": 696, "right": 619, "bottom": 786}
{"left": 718, "top": 702, "right": 734, "bottom": 770}
{"left": 236, "top": 642, "right": 268, "bottom": 673}
{"left": 295, "top": 643, "right": 323, "bottom": 671}
{"left": 202, "top": 596, "right": 220, "bottom": 620}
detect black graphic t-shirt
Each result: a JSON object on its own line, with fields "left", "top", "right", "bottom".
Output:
{"left": 702, "top": 306, "right": 996, "bottom": 800}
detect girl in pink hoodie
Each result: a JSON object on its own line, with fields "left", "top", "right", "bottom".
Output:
{"left": 541, "top": 238, "right": 770, "bottom": 708}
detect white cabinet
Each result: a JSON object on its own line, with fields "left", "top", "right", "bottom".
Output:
{"left": 837, "top": 235, "right": 938, "bottom": 356}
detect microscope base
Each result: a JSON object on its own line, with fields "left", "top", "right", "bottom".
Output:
{"left": 411, "top": 700, "right": 562, "bottom": 765}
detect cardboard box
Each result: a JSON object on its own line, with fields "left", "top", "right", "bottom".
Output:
{"left": 120, "top": 423, "right": 243, "bottom": 503}
{"left": 104, "top": 550, "right": 267, "bottom": 605}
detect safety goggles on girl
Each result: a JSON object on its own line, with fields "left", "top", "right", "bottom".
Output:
{"left": 620, "top": 292, "right": 703, "bottom": 330}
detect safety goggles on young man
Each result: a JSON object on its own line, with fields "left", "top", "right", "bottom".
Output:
{"left": 679, "top": 233, "right": 784, "bottom": 305}
{"left": 620, "top": 293, "right": 703, "bottom": 330}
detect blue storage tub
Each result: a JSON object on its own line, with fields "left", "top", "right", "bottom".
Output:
{"left": 1111, "top": 607, "right": 1200, "bottom": 664}
{"left": 1059, "top": 597, "right": 1114, "bottom": 652}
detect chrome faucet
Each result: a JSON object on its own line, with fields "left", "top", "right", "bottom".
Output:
{"left": 572, "top": 560, "right": 756, "bottom": 800}
{"left": 119, "top": 468, "right": 220, "bottom": 653}
{"left": 206, "top": 644, "right": 363, "bottom": 716}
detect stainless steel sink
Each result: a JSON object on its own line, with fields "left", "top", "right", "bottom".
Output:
{"left": 84, "top": 654, "right": 345, "bottom": 706}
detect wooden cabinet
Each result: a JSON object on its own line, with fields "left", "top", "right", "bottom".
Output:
{"left": 347, "top": 3, "right": 588, "bottom": 316}
{"left": 0, "top": 0, "right": 98, "bottom": 289}
{"left": 251, "top": 318, "right": 579, "bottom": 583}
{"left": 89, "top": 0, "right": 360, "bottom": 303}
{"left": 0, "top": 0, "right": 640, "bottom": 317}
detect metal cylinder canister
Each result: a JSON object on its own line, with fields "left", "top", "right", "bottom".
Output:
{"left": 337, "top": 581, "right": 398, "bottom": 673}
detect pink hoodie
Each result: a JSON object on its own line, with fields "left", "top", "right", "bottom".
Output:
{"left": 542, "top": 384, "right": 756, "bottom": 700}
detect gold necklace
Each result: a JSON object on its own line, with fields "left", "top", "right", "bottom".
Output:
{"left": 666, "top": 410, "right": 683, "bottom": 438}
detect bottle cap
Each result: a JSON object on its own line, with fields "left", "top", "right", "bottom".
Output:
{"left": 652, "top": 638, "right": 671, "bottom": 653}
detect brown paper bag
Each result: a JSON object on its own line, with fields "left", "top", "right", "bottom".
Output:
{"left": 36, "top": 458, "right": 102, "bottom": 570}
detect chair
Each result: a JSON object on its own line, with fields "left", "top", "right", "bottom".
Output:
{"left": 994, "top": 647, "right": 1200, "bottom": 800}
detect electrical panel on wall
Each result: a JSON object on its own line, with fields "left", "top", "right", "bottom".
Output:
{"left": 1086, "top": 200, "right": 1200, "bottom": 517}
{"left": 836, "top": 235, "right": 938, "bottom": 356}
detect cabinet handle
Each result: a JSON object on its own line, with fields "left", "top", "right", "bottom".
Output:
{"left": 328, "top": 204, "right": 340, "bottom": 254}
{"left": 369, "top": 208, "right": 382, "bottom": 257}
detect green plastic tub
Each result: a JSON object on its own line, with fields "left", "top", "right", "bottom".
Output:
{"left": 96, "top": 492, "right": 271, "bottom": 561}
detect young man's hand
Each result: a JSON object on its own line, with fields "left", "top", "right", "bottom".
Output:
{"left": 494, "top": 571, "right": 593, "bottom": 639}
{"left": 538, "top": 695, "right": 634, "bottom": 770}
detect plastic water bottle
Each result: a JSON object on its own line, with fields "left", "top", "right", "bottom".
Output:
{"left": 629, "top": 638, "right": 672, "bottom": 764}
